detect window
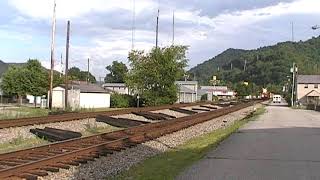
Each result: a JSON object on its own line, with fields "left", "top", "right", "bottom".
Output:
{"left": 304, "top": 84, "right": 308, "bottom": 88}
{"left": 315, "top": 84, "right": 319, "bottom": 89}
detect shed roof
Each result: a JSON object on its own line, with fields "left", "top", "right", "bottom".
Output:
{"left": 60, "top": 83, "right": 111, "bottom": 93}
{"left": 297, "top": 75, "right": 320, "bottom": 84}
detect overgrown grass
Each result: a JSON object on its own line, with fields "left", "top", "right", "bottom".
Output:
{"left": 83, "top": 121, "right": 122, "bottom": 136}
{"left": 0, "top": 135, "right": 48, "bottom": 154}
{"left": 0, "top": 107, "right": 49, "bottom": 120}
{"left": 111, "top": 106, "right": 266, "bottom": 180}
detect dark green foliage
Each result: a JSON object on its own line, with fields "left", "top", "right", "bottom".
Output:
{"left": 126, "top": 45, "right": 188, "bottom": 106}
{"left": 110, "top": 93, "right": 135, "bottom": 108}
{"left": 105, "top": 61, "right": 128, "bottom": 83}
{"left": 189, "top": 37, "right": 320, "bottom": 93}
{"left": 68, "top": 67, "right": 96, "bottom": 83}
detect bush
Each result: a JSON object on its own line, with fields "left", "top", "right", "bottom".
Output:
{"left": 110, "top": 93, "right": 135, "bottom": 108}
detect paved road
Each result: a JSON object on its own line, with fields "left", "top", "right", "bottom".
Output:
{"left": 178, "top": 103, "right": 320, "bottom": 180}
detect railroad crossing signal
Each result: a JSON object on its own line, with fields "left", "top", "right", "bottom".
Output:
{"left": 210, "top": 76, "right": 220, "bottom": 86}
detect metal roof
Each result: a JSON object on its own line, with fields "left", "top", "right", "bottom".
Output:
{"left": 306, "top": 90, "right": 320, "bottom": 97}
{"left": 175, "top": 81, "right": 198, "bottom": 85}
{"left": 60, "top": 83, "right": 111, "bottom": 93}
{"left": 102, "top": 83, "right": 127, "bottom": 87}
{"left": 297, "top": 75, "right": 320, "bottom": 84}
{"left": 201, "top": 86, "right": 228, "bottom": 91}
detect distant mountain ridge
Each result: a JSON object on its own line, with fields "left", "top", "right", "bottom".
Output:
{"left": 189, "top": 36, "right": 320, "bottom": 86}
{"left": 0, "top": 60, "right": 25, "bottom": 77}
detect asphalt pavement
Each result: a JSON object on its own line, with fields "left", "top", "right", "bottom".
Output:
{"left": 177, "top": 102, "right": 320, "bottom": 180}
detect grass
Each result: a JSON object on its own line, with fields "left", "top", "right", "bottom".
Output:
{"left": 0, "top": 106, "right": 123, "bottom": 120}
{"left": 0, "top": 107, "right": 49, "bottom": 120}
{"left": 111, "top": 106, "right": 266, "bottom": 180}
{"left": 0, "top": 135, "right": 48, "bottom": 154}
{"left": 82, "top": 119, "right": 122, "bottom": 136}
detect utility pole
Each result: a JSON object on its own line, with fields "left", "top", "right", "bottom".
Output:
{"left": 230, "top": 63, "right": 233, "bottom": 70}
{"left": 291, "top": 22, "right": 294, "bottom": 42}
{"left": 65, "top": 20, "right": 70, "bottom": 109}
{"left": 155, "top": 9, "right": 160, "bottom": 48}
{"left": 244, "top": 59, "right": 247, "bottom": 71}
{"left": 87, "top": 58, "right": 90, "bottom": 84}
{"left": 291, "top": 62, "right": 297, "bottom": 107}
{"left": 48, "top": 0, "right": 56, "bottom": 110}
{"left": 172, "top": 11, "right": 175, "bottom": 45}
{"left": 131, "top": 0, "right": 136, "bottom": 50}
{"left": 60, "top": 53, "right": 63, "bottom": 77}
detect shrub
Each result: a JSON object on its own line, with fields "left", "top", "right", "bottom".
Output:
{"left": 111, "top": 93, "right": 135, "bottom": 108}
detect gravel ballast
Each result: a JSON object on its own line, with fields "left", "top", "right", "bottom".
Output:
{"left": 0, "top": 118, "right": 113, "bottom": 144}
{"left": 41, "top": 104, "right": 261, "bottom": 180}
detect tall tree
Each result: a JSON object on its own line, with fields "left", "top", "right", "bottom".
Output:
{"left": 126, "top": 45, "right": 188, "bottom": 106}
{"left": 68, "top": 67, "right": 96, "bottom": 83}
{"left": 0, "top": 66, "right": 29, "bottom": 104}
{"left": 104, "top": 61, "right": 128, "bottom": 83}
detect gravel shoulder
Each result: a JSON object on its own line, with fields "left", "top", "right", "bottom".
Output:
{"left": 40, "top": 104, "right": 261, "bottom": 180}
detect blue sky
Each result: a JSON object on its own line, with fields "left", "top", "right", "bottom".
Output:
{"left": 1, "top": 0, "right": 320, "bottom": 78}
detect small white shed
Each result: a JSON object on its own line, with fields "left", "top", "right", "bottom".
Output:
{"left": 50, "top": 82, "right": 111, "bottom": 109}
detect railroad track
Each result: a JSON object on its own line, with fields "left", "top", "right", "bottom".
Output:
{"left": 0, "top": 101, "right": 259, "bottom": 179}
{"left": 0, "top": 102, "right": 208, "bottom": 129}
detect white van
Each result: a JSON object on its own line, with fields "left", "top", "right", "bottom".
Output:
{"left": 273, "top": 95, "right": 282, "bottom": 103}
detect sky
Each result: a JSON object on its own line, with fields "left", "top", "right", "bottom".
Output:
{"left": 1, "top": 0, "right": 320, "bottom": 80}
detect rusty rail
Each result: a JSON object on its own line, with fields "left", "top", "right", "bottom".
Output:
{"left": 0, "top": 102, "right": 208, "bottom": 129}
{"left": 0, "top": 101, "right": 260, "bottom": 179}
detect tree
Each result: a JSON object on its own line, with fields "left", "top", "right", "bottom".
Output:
{"left": 126, "top": 45, "right": 188, "bottom": 106}
{"left": 104, "top": 61, "right": 128, "bottom": 83}
{"left": 0, "top": 66, "right": 29, "bottom": 104}
{"left": 0, "top": 59, "right": 63, "bottom": 106}
{"left": 68, "top": 67, "right": 96, "bottom": 83}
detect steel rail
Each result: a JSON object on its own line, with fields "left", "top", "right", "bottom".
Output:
{"left": 0, "top": 101, "right": 259, "bottom": 179}
{"left": 0, "top": 102, "right": 208, "bottom": 129}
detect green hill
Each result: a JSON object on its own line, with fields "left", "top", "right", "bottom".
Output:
{"left": 189, "top": 36, "right": 320, "bottom": 89}
{"left": 0, "top": 60, "right": 29, "bottom": 77}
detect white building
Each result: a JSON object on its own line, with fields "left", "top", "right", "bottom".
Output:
{"left": 200, "top": 86, "right": 235, "bottom": 100}
{"left": 102, "top": 83, "right": 131, "bottom": 95}
{"left": 176, "top": 81, "right": 198, "bottom": 103}
{"left": 50, "top": 82, "right": 111, "bottom": 109}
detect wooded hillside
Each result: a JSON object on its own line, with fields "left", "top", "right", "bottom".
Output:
{"left": 189, "top": 36, "right": 320, "bottom": 90}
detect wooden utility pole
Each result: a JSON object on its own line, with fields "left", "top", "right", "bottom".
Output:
{"left": 244, "top": 59, "right": 247, "bottom": 71}
{"left": 131, "top": 0, "right": 136, "bottom": 50}
{"left": 155, "top": 9, "right": 159, "bottom": 48}
{"left": 291, "top": 22, "right": 294, "bottom": 42}
{"left": 87, "top": 58, "right": 90, "bottom": 84}
{"left": 172, "top": 11, "right": 175, "bottom": 45}
{"left": 49, "top": 0, "right": 56, "bottom": 110}
{"left": 65, "top": 20, "right": 70, "bottom": 109}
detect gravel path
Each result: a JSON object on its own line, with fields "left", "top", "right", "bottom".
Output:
{"left": 41, "top": 104, "right": 261, "bottom": 180}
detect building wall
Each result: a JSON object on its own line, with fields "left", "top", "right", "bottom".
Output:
{"left": 177, "top": 92, "right": 196, "bottom": 103}
{"left": 105, "top": 86, "right": 129, "bottom": 94}
{"left": 51, "top": 87, "right": 65, "bottom": 108}
{"left": 80, "top": 93, "right": 110, "bottom": 108}
{"left": 297, "top": 84, "right": 320, "bottom": 99}
{"left": 297, "top": 83, "right": 320, "bottom": 105}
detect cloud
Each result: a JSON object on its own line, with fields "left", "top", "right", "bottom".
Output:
{"left": 3, "top": 0, "right": 320, "bottom": 78}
